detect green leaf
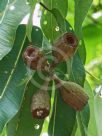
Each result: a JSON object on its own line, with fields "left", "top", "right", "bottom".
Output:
{"left": 0, "top": 0, "right": 8, "bottom": 13}
{"left": 51, "top": 8, "right": 66, "bottom": 33}
{"left": 71, "top": 121, "right": 77, "bottom": 136}
{"left": 74, "top": 0, "right": 92, "bottom": 38}
{"left": 70, "top": 52, "right": 89, "bottom": 136}
{"left": 7, "top": 73, "right": 47, "bottom": 136}
{"left": 0, "top": 25, "right": 26, "bottom": 96}
{"left": 0, "top": 25, "right": 27, "bottom": 134}
{"left": 0, "top": 25, "right": 43, "bottom": 134}
{"left": 27, "top": 0, "right": 35, "bottom": 4}
{"left": 0, "top": 25, "right": 43, "bottom": 96}
{"left": 0, "top": 0, "right": 8, "bottom": 22}
{"left": 26, "top": 1, "right": 37, "bottom": 42}
{"left": 77, "top": 104, "right": 90, "bottom": 136}
{"left": 48, "top": 89, "right": 76, "bottom": 136}
{"left": 84, "top": 81, "right": 97, "bottom": 136}
{"left": 70, "top": 53, "right": 85, "bottom": 86}
{"left": 0, "top": 0, "right": 8, "bottom": 23}
{"left": 94, "top": 92, "right": 102, "bottom": 136}
{"left": 26, "top": 11, "right": 33, "bottom": 42}
{"left": 73, "top": 1, "right": 92, "bottom": 134}
{"left": 55, "top": 61, "right": 68, "bottom": 80}
{"left": 74, "top": 0, "right": 92, "bottom": 63}
{"left": 83, "top": 24, "right": 102, "bottom": 64}
{"left": 0, "top": 0, "right": 29, "bottom": 60}
{"left": 48, "top": 20, "right": 76, "bottom": 136}
{"left": 41, "top": 0, "right": 68, "bottom": 42}
{"left": 77, "top": 40, "right": 86, "bottom": 65}
{"left": 31, "top": 26, "right": 43, "bottom": 48}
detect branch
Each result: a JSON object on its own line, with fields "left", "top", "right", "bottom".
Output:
{"left": 39, "top": 2, "right": 51, "bottom": 12}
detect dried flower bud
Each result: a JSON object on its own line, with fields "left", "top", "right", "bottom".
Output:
{"left": 52, "top": 32, "right": 78, "bottom": 63}
{"left": 31, "top": 80, "right": 50, "bottom": 119}
{"left": 53, "top": 75, "right": 89, "bottom": 111}
{"left": 23, "top": 46, "right": 49, "bottom": 71}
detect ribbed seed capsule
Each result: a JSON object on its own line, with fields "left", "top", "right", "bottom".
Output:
{"left": 53, "top": 75, "right": 89, "bottom": 111}
{"left": 31, "top": 80, "right": 50, "bottom": 119}
{"left": 23, "top": 46, "right": 49, "bottom": 71}
{"left": 52, "top": 32, "right": 78, "bottom": 64}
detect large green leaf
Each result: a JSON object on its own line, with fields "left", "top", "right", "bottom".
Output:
{"left": 43, "top": 29, "right": 75, "bottom": 136}
{"left": 83, "top": 24, "right": 102, "bottom": 64}
{"left": 47, "top": 19, "right": 76, "bottom": 136}
{"left": 42, "top": 33, "right": 72, "bottom": 136}
{"left": 0, "top": 25, "right": 43, "bottom": 134}
{"left": 74, "top": 0, "right": 92, "bottom": 63}
{"left": 6, "top": 24, "right": 46, "bottom": 136}
{"left": 0, "top": 25, "right": 43, "bottom": 96}
{"left": 0, "top": 0, "right": 29, "bottom": 60}
{"left": 0, "top": 0, "right": 8, "bottom": 21}
{"left": 76, "top": 105, "right": 90, "bottom": 136}
{"left": 94, "top": 92, "right": 102, "bottom": 136}
{"left": 74, "top": 0, "right": 92, "bottom": 38}
{"left": 0, "top": 25, "right": 27, "bottom": 133}
{"left": 41, "top": 0, "right": 68, "bottom": 42}
{"left": 26, "top": 0, "right": 37, "bottom": 42}
{"left": 0, "top": 0, "right": 8, "bottom": 13}
{"left": 70, "top": 53, "right": 90, "bottom": 136}
{"left": 0, "top": 26, "right": 26, "bottom": 96}
{"left": 73, "top": 1, "right": 92, "bottom": 135}
{"left": 84, "top": 81, "right": 97, "bottom": 136}
{"left": 48, "top": 88, "right": 76, "bottom": 136}
{"left": 7, "top": 73, "right": 48, "bottom": 136}
{"left": 70, "top": 53, "right": 85, "bottom": 86}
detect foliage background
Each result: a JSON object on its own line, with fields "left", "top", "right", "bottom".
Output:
{"left": 0, "top": 0, "right": 102, "bottom": 136}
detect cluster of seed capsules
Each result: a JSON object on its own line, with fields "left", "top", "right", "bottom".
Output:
{"left": 23, "top": 32, "right": 89, "bottom": 119}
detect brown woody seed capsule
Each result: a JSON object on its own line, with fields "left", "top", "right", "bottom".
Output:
{"left": 23, "top": 46, "right": 49, "bottom": 71}
{"left": 52, "top": 32, "right": 78, "bottom": 63}
{"left": 53, "top": 75, "right": 89, "bottom": 111}
{"left": 31, "top": 90, "right": 50, "bottom": 119}
{"left": 31, "top": 81, "right": 50, "bottom": 119}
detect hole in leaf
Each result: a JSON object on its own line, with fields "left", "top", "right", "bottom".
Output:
{"left": 49, "top": 39, "right": 51, "bottom": 42}
{"left": 43, "top": 21, "right": 47, "bottom": 25}
{"left": 9, "top": 6, "right": 15, "bottom": 11}
{"left": 36, "top": 28, "right": 39, "bottom": 31}
{"left": 69, "top": 27, "right": 73, "bottom": 30}
{"left": 46, "top": 116, "right": 49, "bottom": 122}
{"left": 79, "top": 40, "right": 82, "bottom": 45}
{"left": 44, "top": 10, "right": 47, "bottom": 15}
{"left": 55, "top": 26, "right": 59, "bottom": 32}
{"left": 4, "top": 71, "right": 8, "bottom": 74}
{"left": 95, "top": 86, "right": 102, "bottom": 98}
{"left": 34, "top": 124, "right": 40, "bottom": 130}
{"left": 26, "top": 2, "right": 29, "bottom": 5}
